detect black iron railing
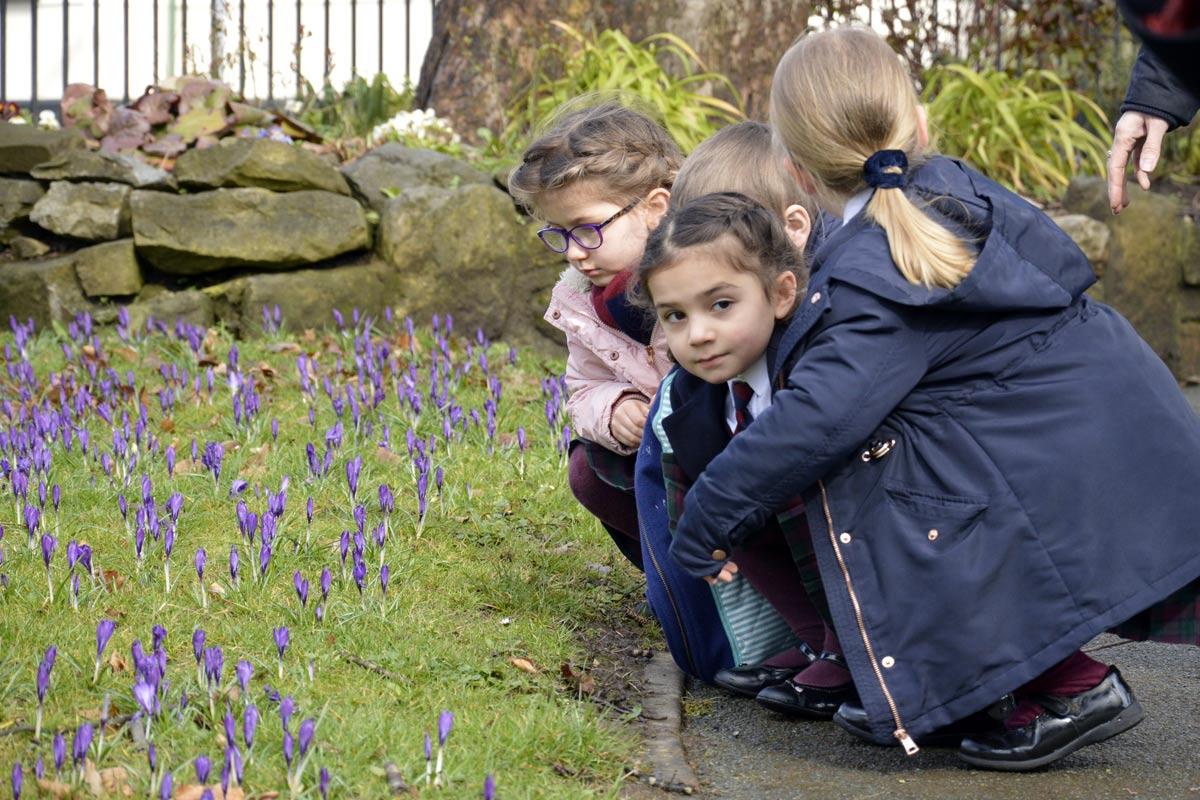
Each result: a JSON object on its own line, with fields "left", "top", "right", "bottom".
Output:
{"left": 1, "top": 0, "right": 436, "bottom": 114}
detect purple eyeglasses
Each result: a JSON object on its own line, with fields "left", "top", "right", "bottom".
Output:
{"left": 537, "top": 199, "right": 641, "bottom": 254}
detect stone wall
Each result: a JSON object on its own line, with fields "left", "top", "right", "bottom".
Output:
{"left": 0, "top": 125, "right": 561, "bottom": 350}
{"left": 1063, "top": 177, "right": 1200, "bottom": 381}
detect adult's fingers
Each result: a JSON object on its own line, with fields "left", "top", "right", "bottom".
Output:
{"left": 1134, "top": 116, "right": 1170, "bottom": 193}
{"left": 1107, "top": 113, "right": 1144, "bottom": 213}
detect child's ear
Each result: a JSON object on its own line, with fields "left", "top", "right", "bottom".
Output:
{"left": 643, "top": 188, "right": 671, "bottom": 231}
{"left": 783, "top": 204, "right": 812, "bottom": 251}
{"left": 771, "top": 271, "right": 799, "bottom": 320}
{"left": 916, "top": 104, "right": 930, "bottom": 150}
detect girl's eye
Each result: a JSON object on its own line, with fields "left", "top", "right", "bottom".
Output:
{"left": 713, "top": 299, "right": 733, "bottom": 312}
{"left": 662, "top": 310, "right": 684, "bottom": 323}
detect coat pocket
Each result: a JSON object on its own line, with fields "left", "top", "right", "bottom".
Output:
{"left": 883, "top": 481, "right": 988, "bottom": 553}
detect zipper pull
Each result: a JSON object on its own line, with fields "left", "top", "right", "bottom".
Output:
{"left": 895, "top": 728, "right": 919, "bottom": 756}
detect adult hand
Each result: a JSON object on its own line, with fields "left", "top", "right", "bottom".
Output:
{"left": 611, "top": 396, "right": 649, "bottom": 449}
{"left": 703, "top": 560, "right": 739, "bottom": 586}
{"left": 1108, "top": 111, "right": 1171, "bottom": 214}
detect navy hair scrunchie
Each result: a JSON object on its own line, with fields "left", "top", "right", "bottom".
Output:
{"left": 863, "top": 149, "right": 908, "bottom": 189}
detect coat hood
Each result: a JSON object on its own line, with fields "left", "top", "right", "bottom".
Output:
{"left": 810, "top": 157, "right": 1097, "bottom": 314}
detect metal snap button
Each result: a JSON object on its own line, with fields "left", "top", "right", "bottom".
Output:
{"left": 609, "top": 352, "right": 619, "bottom": 360}
{"left": 881, "top": 656, "right": 895, "bottom": 669}
{"left": 927, "top": 529, "right": 939, "bottom": 541}
{"left": 839, "top": 532, "right": 852, "bottom": 544}
{"left": 860, "top": 438, "right": 896, "bottom": 462}
{"left": 552, "top": 310, "right": 561, "bottom": 319}
{"left": 810, "top": 291, "right": 822, "bottom": 304}
{"left": 711, "top": 549, "right": 728, "bottom": 561}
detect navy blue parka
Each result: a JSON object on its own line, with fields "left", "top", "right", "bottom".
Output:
{"left": 669, "top": 156, "right": 1200, "bottom": 747}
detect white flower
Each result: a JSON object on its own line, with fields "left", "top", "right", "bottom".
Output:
{"left": 283, "top": 99, "right": 303, "bottom": 115}
{"left": 9, "top": 117, "right": 28, "bottom": 125}
{"left": 38, "top": 110, "right": 60, "bottom": 130}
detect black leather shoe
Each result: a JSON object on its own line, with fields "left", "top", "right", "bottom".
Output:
{"left": 712, "top": 642, "right": 816, "bottom": 698}
{"left": 834, "top": 697, "right": 1012, "bottom": 748}
{"left": 958, "top": 668, "right": 1144, "bottom": 771}
{"left": 754, "top": 651, "right": 856, "bottom": 720}
{"left": 756, "top": 679, "right": 858, "bottom": 720}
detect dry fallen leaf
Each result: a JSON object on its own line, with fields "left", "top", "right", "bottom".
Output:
{"left": 36, "top": 778, "right": 74, "bottom": 798}
{"left": 83, "top": 760, "right": 133, "bottom": 797}
{"left": 510, "top": 657, "right": 540, "bottom": 674}
{"left": 113, "top": 346, "right": 139, "bottom": 362}
{"left": 372, "top": 447, "right": 404, "bottom": 465}
{"left": 108, "top": 651, "right": 128, "bottom": 673}
{"left": 101, "top": 569, "right": 126, "bottom": 591}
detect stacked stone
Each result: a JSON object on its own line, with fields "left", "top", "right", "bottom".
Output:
{"left": 0, "top": 126, "right": 560, "bottom": 351}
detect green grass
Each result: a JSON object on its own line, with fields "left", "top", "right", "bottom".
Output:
{"left": 0, "top": 317, "right": 652, "bottom": 798}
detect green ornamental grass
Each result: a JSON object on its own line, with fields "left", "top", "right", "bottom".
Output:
{"left": 923, "top": 64, "right": 1110, "bottom": 203}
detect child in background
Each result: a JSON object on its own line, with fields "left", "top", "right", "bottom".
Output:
{"left": 662, "top": 27, "right": 1200, "bottom": 769}
{"left": 508, "top": 102, "right": 676, "bottom": 568}
{"left": 639, "top": 123, "right": 855, "bottom": 717}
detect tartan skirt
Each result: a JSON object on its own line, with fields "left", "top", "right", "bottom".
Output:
{"left": 1109, "top": 575, "right": 1200, "bottom": 645}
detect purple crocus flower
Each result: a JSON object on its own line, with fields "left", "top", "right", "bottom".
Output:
{"left": 195, "top": 754, "right": 211, "bottom": 784}
{"left": 117, "top": 494, "right": 128, "bottom": 520}
{"left": 243, "top": 704, "right": 259, "bottom": 748}
{"left": 133, "top": 681, "right": 156, "bottom": 715}
{"left": 229, "top": 545, "right": 240, "bottom": 583}
{"left": 236, "top": 659, "right": 253, "bottom": 695}
{"left": 94, "top": 619, "right": 116, "bottom": 681}
{"left": 72, "top": 723, "right": 93, "bottom": 766}
{"left": 306, "top": 496, "right": 314, "bottom": 524}
{"left": 159, "top": 773, "right": 173, "bottom": 800}
{"left": 424, "top": 732, "right": 432, "bottom": 763}
{"left": 147, "top": 743, "right": 156, "bottom": 772}
{"left": 339, "top": 532, "right": 350, "bottom": 567}
{"left": 152, "top": 624, "right": 167, "bottom": 652}
{"left": 166, "top": 492, "right": 184, "bottom": 522}
{"left": 517, "top": 426, "right": 527, "bottom": 452}
{"left": 293, "top": 571, "right": 307, "bottom": 606}
{"left": 282, "top": 730, "right": 294, "bottom": 767}
{"left": 271, "top": 417, "right": 280, "bottom": 442}
{"left": 193, "top": 629, "right": 206, "bottom": 666}
{"left": 195, "top": 548, "right": 207, "bottom": 580}
{"left": 484, "top": 774, "right": 496, "bottom": 800}
{"left": 165, "top": 446, "right": 176, "bottom": 477}
{"left": 224, "top": 711, "right": 236, "bottom": 746}
{"left": 345, "top": 456, "right": 362, "bottom": 500}
{"left": 11, "top": 762, "right": 21, "bottom": 800}
{"left": 201, "top": 790, "right": 213, "bottom": 800}
{"left": 438, "top": 710, "right": 454, "bottom": 746}
{"left": 298, "top": 718, "right": 316, "bottom": 756}
{"left": 36, "top": 645, "right": 56, "bottom": 704}
{"left": 352, "top": 560, "right": 366, "bottom": 595}
{"left": 40, "top": 533, "right": 55, "bottom": 568}
{"left": 229, "top": 478, "right": 248, "bottom": 497}
{"left": 314, "top": 604, "right": 324, "bottom": 622}
{"left": 320, "top": 767, "right": 330, "bottom": 800}
{"left": 380, "top": 565, "right": 390, "bottom": 595}
{"left": 320, "top": 568, "right": 332, "bottom": 601}
{"left": 66, "top": 540, "right": 80, "bottom": 571}
{"left": 78, "top": 544, "right": 92, "bottom": 575}
{"left": 204, "top": 646, "right": 224, "bottom": 688}
{"left": 280, "top": 695, "right": 295, "bottom": 729}
{"left": 53, "top": 732, "right": 66, "bottom": 772}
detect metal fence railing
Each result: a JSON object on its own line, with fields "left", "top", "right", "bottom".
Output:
{"left": 1, "top": 0, "right": 437, "bottom": 114}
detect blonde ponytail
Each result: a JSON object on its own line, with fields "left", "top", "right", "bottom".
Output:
{"left": 770, "top": 27, "right": 976, "bottom": 288}
{"left": 867, "top": 187, "right": 974, "bottom": 289}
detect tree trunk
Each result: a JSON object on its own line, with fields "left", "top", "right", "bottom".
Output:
{"left": 415, "top": 0, "right": 812, "bottom": 144}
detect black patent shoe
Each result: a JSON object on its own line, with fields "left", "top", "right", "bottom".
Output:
{"left": 754, "top": 651, "right": 857, "bottom": 720}
{"left": 958, "top": 668, "right": 1144, "bottom": 771}
{"left": 834, "top": 696, "right": 1013, "bottom": 748}
{"left": 712, "top": 641, "right": 817, "bottom": 698}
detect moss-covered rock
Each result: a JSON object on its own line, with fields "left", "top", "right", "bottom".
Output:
{"left": 30, "top": 181, "right": 131, "bottom": 240}
{"left": 0, "top": 124, "right": 83, "bottom": 173}
{"left": 31, "top": 150, "right": 175, "bottom": 190}
{"left": 74, "top": 239, "right": 142, "bottom": 297}
{"left": 0, "top": 178, "right": 47, "bottom": 231}
{"left": 0, "top": 255, "right": 98, "bottom": 329}
{"left": 174, "top": 139, "right": 351, "bottom": 195}
{"left": 342, "top": 145, "right": 490, "bottom": 213}
{"left": 1064, "top": 176, "right": 1200, "bottom": 377}
{"left": 376, "top": 182, "right": 560, "bottom": 348}
{"left": 130, "top": 188, "right": 370, "bottom": 274}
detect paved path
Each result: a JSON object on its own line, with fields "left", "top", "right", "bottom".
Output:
{"left": 674, "top": 386, "right": 1200, "bottom": 800}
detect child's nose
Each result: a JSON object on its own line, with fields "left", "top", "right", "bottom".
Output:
{"left": 564, "top": 238, "right": 589, "bottom": 262}
{"left": 688, "top": 319, "right": 714, "bottom": 345}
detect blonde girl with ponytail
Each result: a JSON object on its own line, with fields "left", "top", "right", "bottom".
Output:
{"left": 666, "top": 25, "right": 1200, "bottom": 772}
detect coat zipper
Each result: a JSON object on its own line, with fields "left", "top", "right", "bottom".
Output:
{"left": 819, "top": 480, "right": 919, "bottom": 755}
{"left": 642, "top": 520, "right": 699, "bottom": 677}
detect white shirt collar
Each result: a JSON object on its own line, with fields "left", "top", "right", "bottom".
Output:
{"left": 724, "top": 355, "right": 772, "bottom": 433}
{"left": 842, "top": 188, "right": 874, "bottom": 225}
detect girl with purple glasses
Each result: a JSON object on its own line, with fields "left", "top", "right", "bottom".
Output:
{"left": 508, "top": 101, "right": 679, "bottom": 567}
